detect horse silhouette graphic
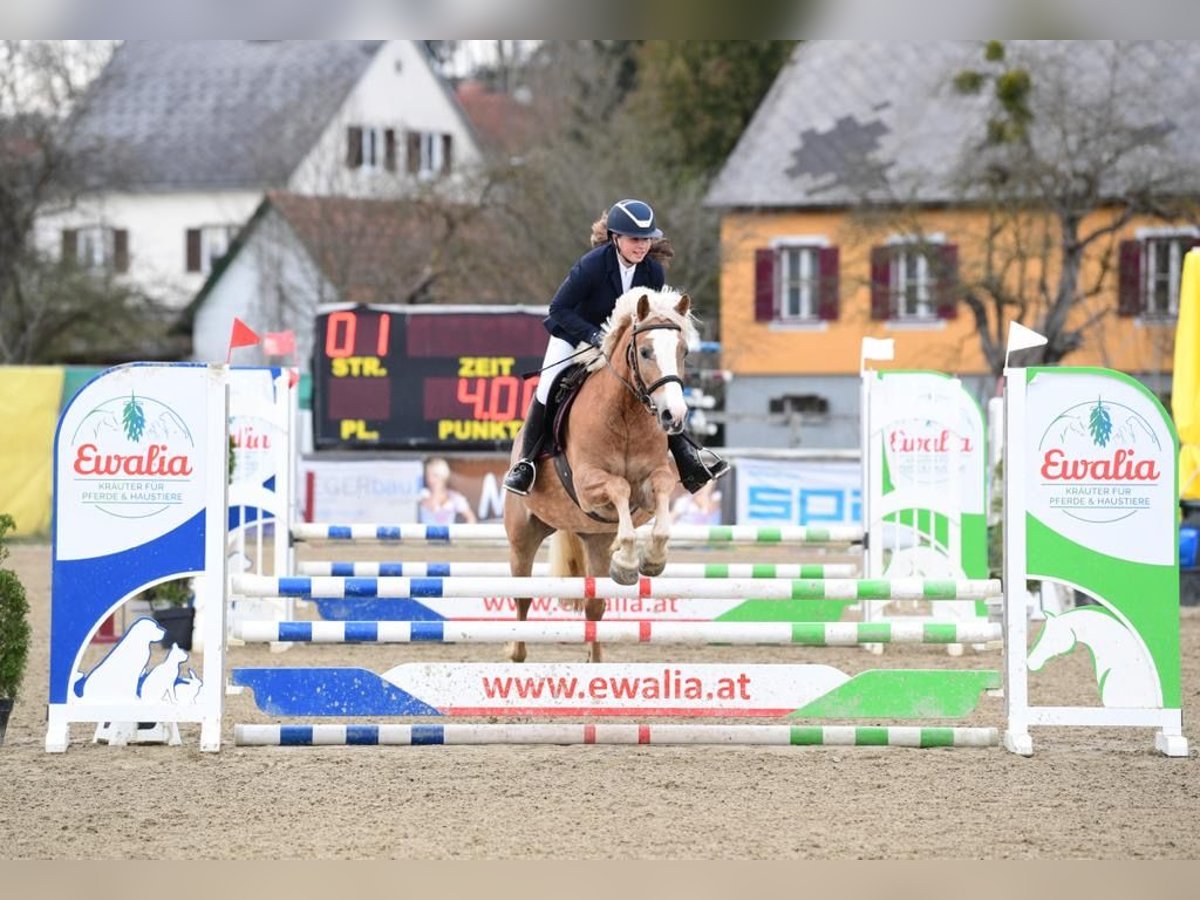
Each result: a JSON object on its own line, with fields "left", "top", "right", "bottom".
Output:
{"left": 1027, "top": 607, "right": 1162, "bottom": 707}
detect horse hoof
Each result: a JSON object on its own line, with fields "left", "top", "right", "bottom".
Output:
{"left": 639, "top": 557, "right": 665, "bottom": 577}
{"left": 507, "top": 641, "right": 527, "bottom": 663}
{"left": 610, "top": 562, "right": 639, "bottom": 585}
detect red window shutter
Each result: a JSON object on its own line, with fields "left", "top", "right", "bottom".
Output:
{"left": 61, "top": 229, "right": 77, "bottom": 264}
{"left": 817, "top": 246, "right": 840, "bottom": 321}
{"left": 113, "top": 229, "right": 129, "bottom": 273}
{"left": 935, "top": 243, "right": 959, "bottom": 319}
{"left": 441, "top": 134, "right": 453, "bottom": 174}
{"left": 1117, "top": 239, "right": 1142, "bottom": 317}
{"left": 186, "top": 229, "right": 201, "bottom": 273}
{"left": 406, "top": 131, "right": 421, "bottom": 174}
{"left": 346, "top": 127, "right": 363, "bottom": 168}
{"left": 754, "top": 248, "right": 776, "bottom": 321}
{"left": 384, "top": 129, "right": 397, "bottom": 172}
{"left": 870, "top": 246, "right": 892, "bottom": 320}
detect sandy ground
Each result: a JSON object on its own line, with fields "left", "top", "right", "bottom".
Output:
{"left": 2, "top": 539, "right": 1199, "bottom": 860}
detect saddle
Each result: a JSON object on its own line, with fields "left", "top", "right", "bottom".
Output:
{"left": 535, "top": 362, "right": 618, "bottom": 524}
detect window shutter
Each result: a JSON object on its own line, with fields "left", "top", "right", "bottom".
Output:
{"left": 346, "top": 127, "right": 363, "bottom": 168}
{"left": 935, "top": 243, "right": 959, "bottom": 320}
{"left": 870, "top": 246, "right": 892, "bottom": 320}
{"left": 113, "top": 229, "right": 129, "bottom": 273}
{"left": 384, "top": 129, "right": 397, "bottom": 172}
{"left": 754, "top": 248, "right": 776, "bottom": 322}
{"left": 1117, "top": 239, "right": 1142, "bottom": 317}
{"left": 817, "top": 246, "right": 840, "bottom": 321}
{"left": 406, "top": 131, "right": 421, "bottom": 174}
{"left": 441, "top": 134, "right": 453, "bottom": 174}
{"left": 186, "top": 229, "right": 202, "bottom": 273}
{"left": 61, "top": 229, "right": 77, "bottom": 264}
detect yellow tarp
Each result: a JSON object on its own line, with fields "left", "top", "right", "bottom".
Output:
{"left": 1175, "top": 250, "right": 1200, "bottom": 500}
{"left": 0, "top": 366, "right": 65, "bottom": 535}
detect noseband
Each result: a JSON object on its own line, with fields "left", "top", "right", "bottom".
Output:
{"left": 612, "top": 320, "right": 684, "bottom": 414}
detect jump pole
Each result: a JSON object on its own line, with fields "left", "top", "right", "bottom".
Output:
{"left": 235, "top": 723, "right": 999, "bottom": 748}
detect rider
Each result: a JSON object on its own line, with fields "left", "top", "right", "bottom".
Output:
{"left": 502, "top": 197, "right": 730, "bottom": 496}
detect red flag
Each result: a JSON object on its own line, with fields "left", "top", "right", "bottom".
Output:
{"left": 226, "top": 317, "right": 260, "bottom": 362}
{"left": 263, "top": 330, "right": 296, "bottom": 357}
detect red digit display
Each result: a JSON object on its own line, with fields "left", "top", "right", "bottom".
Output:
{"left": 314, "top": 305, "right": 550, "bottom": 450}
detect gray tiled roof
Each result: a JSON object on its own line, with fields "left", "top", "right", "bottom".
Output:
{"left": 71, "top": 41, "right": 383, "bottom": 190}
{"left": 706, "top": 41, "right": 1200, "bottom": 208}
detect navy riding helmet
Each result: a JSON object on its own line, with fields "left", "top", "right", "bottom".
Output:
{"left": 606, "top": 198, "right": 663, "bottom": 239}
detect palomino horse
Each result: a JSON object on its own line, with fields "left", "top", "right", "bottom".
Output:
{"left": 503, "top": 287, "right": 698, "bottom": 662}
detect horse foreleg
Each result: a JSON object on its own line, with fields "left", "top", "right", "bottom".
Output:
{"left": 575, "top": 468, "right": 638, "bottom": 585}
{"left": 640, "top": 467, "right": 678, "bottom": 577}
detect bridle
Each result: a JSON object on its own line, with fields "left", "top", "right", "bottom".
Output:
{"left": 605, "top": 319, "right": 684, "bottom": 416}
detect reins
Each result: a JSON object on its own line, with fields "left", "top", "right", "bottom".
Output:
{"left": 604, "top": 320, "right": 684, "bottom": 415}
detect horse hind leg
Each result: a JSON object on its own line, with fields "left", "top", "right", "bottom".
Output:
{"left": 583, "top": 534, "right": 613, "bottom": 663}
{"left": 508, "top": 597, "right": 531, "bottom": 664}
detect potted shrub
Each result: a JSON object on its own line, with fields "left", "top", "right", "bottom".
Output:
{"left": 143, "top": 577, "right": 195, "bottom": 650}
{"left": 0, "top": 514, "right": 31, "bottom": 745}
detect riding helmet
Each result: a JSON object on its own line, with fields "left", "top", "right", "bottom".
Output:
{"left": 606, "top": 199, "right": 663, "bottom": 239}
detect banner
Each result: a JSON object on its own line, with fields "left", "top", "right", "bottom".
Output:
{"left": 0, "top": 366, "right": 65, "bottom": 535}
{"left": 734, "top": 457, "right": 861, "bottom": 526}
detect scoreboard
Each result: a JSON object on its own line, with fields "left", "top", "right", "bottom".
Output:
{"left": 312, "top": 304, "right": 549, "bottom": 450}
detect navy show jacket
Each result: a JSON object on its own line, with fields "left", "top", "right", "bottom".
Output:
{"left": 543, "top": 243, "right": 666, "bottom": 345}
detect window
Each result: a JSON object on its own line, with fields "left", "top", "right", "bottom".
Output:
{"left": 870, "top": 240, "right": 958, "bottom": 322}
{"left": 406, "top": 130, "right": 454, "bottom": 179}
{"left": 61, "top": 226, "right": 128, "bottom": 273}
{"left": 186, "top": 225, "right": 238, "bottom": 275}
{"left": 346, "top": 125, "right": 397, "bottom": 172}
{"left": 1118, "top": 234, "right": 1198, "bottom": 319}
{"left": 754, "top": 242, "right": 839, "bottom": 323}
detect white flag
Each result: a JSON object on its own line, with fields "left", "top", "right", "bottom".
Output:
{"left": 1006, "top": 321, "right": 1048, "bottom": 354}
{"left": 860, "top": 337, "right": 895, "bottom": 361}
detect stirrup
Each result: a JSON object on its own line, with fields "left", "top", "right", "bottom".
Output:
{"left": 503, "top": 459, "right": 537, "bottom": 496}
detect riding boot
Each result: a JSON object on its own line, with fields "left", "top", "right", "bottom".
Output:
{"left": 668, "top": 432, "right": 731, "bottom": 494}
{"left": 503, "top": 399, "right": 548, "bottom": 496}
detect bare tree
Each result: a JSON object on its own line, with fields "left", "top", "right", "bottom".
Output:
{"left": 950, "top": 41, "right": 1198, "bottom": 374}
{"left": 0, "top": 40, "right": 172, "bottom": 364}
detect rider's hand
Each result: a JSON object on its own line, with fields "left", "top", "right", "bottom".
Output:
{"left": 588, "top": 332, "right": 603, "bottom": 349}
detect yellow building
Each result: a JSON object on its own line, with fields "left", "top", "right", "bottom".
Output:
{"left": 706, "top": 42, "right": 1195, "bottom": 448}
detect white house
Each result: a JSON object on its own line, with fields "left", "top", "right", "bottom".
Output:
{"left": 36, "top": 41, "right": 484, "bottom": 312}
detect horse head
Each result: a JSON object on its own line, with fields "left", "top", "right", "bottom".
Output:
{"left": 1026, "top": 611, "right": 1076, "bottom": 672}
{"left": 594, "top": 287, "right": 697, "bottom": 434}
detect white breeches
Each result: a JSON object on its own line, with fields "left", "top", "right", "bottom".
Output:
{"left": 535, "top": 336, "right": 583, "bottom": 404}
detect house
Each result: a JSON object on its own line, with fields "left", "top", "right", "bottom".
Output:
{"left": 188, "top": 191, "right": 509, "bottom": 368}
{"left": 706, "top": 41, "right": 1200, "bottom": 448}
{"left": 36, "top": 41, "right": 484, "bottom": 312}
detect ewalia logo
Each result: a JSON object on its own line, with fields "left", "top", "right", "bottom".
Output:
{"left": 68, "top": 390, "right": 197, "bottom": 519}
{"left": 1037, "top": 394, "right": 1165, "bottom": 524}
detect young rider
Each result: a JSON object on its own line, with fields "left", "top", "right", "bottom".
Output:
{"left": 502, "top": 198, "right": 729, "bottom": 496}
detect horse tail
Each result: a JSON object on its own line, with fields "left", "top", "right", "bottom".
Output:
{"left": 550, "top": 530, "right": 587, "bottom": 610}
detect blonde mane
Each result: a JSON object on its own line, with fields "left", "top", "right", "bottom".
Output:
{"left": 585, "top": 287, "right": 699, "bottom": 371}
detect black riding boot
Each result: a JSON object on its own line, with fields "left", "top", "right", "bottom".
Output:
{"left": 503, "top": 400, "right": 548, "bottom": 496}
{"left": 669, "top": 433, "right": 730, "bottom": 494}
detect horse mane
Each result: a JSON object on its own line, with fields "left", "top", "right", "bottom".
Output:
{"left": 586, "top": 287, "right": 699, "bottom": 372}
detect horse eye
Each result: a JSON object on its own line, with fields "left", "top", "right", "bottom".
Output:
{"left": 640, "top": 347, "right": 653, "bottom": 360}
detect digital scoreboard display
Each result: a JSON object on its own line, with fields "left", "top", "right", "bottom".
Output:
{"left": 312, "top": 305, "right": 550, "bottom": 450}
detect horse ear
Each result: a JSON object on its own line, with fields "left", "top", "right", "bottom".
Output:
{"left": 674, "top": 293, "right": 691, "bottom": 317}
{"left": 636, "top": 293, "right": 650, "bottom": 321}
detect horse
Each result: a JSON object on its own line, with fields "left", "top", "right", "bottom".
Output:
{"left": 504, "top": 287, "right": 698, "bottom": 663}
